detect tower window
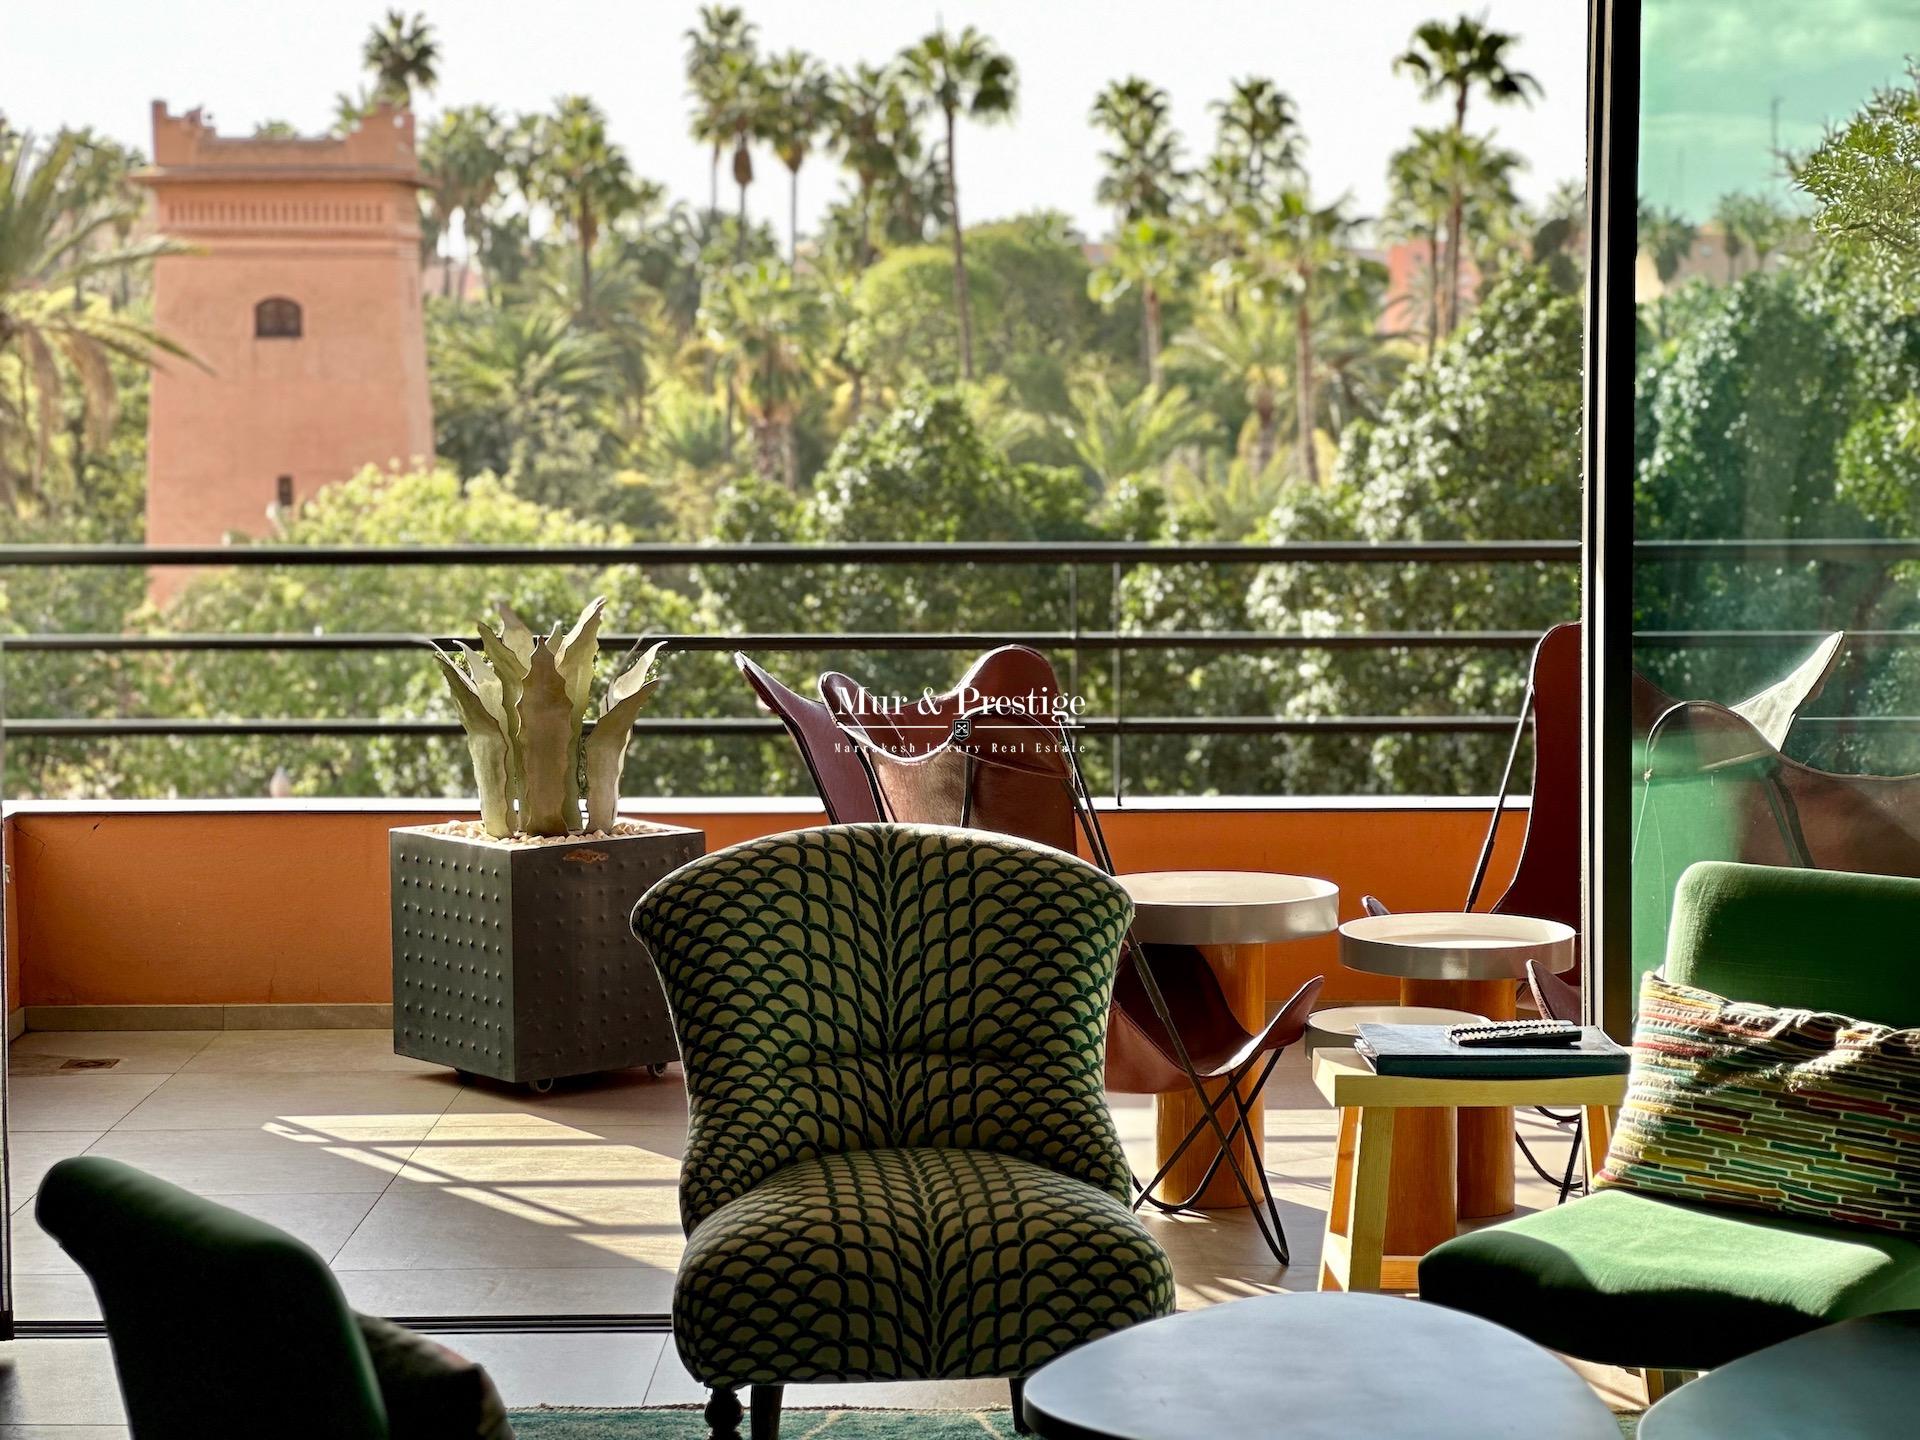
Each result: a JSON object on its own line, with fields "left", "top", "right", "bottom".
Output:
{"left": 276, "top": 475, "right": 295, "bottom": 508}
{"left": 255, "top": 297, "right": 303, "bottom": 338}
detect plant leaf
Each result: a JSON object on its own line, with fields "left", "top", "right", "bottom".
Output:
{"left": 494, "top": 602, "right": 537, "bottom": 667}
{"left": 555, "top": 595, "right": 607, "bottom": 714}
{"left": 516, "top": 637, "right": 580, "bottom": 835}
{"left": 432, "top": 649, "right": 513, "bottom": 838}
{"left": 583, "top": 645, "right": 666, "bottom": 832}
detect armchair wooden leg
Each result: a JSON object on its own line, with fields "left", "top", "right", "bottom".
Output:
{"left": 1010, "top": 1377, "right": 1030, "bottom": 1435}
{"left": 705, "top": 1386, "right": 743, "bottom": 1440}
{"left": 750, "top": 1384, "right": 784, "bottom": 1440}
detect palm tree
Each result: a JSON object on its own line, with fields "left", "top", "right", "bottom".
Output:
{"left": 1088, "top": 218, "right": 1185, "bottom": 389}
{"left": 1207, "top": 78, "right": 1302, "bottom": 212}
{"left": 827, "top": 62, "right": 919, "bottom": 270}
{"left": 900, "top": 25, "right": 1018, "bottom": 380}
{"left": 1059, "top": 376, "right": 1214, "bottom": 492}
{"left": 712, "top": 49, "right": 775, "bottom": 261}
{"left": 1090, "top": 77, "right": 1186, "bottom": 226}
{"left": 699, "top": 260, "right": 829, "bottom": 488}
{"left": 362, "top": 9, "right": 440, "bottom": 108}
{"left": 430, "top": 306, "right": 618, "bottom": 479}
{"left": 1639, "top": 203, "right": 1698, "bottom": 289}
{"left": 1395, "top": 14, "right": 1540, "bottom": 332}
{"left": 685, "top": 5, "right": 757, "bottom": 216}
{"left": 763, "top": 50, "right": 831, "bottom": 265}
{"left": 0, "top": 132, "right": 193, "bottom": 510}
{"left": 1715, "top": 191, "right": 1789, "bottom": 279}
{"left": 1389, "top": 127, "right": 1522, "bottom": 346}
{"left": 529, "top": 97, "right": 638, "bottom": 317}
{"left": 1228, "top": 191, "right": 1364, "bottom": 486}
{"left": 1172, "top": 301, "right": 1291, "bottom": 479}
{"left": 420, "top": 106, "right": 504, "bottom": 301}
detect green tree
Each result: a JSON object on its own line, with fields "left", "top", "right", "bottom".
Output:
{"left": 700, "top": 260, "right": 830, "bottom": 488}
{"left": 762, "top": 49, "right": 831, "bottom": 265}
{"left": 1394, "top": 14, "right": 1539, "bottom": 332}
{"left": 528, "top": 97, "right": 638, "bottom": 317}
{"left": 1091, "top": 77, "right": 1186, "bottom": 226}
{"left": 0, "top": 132, "right": 190, "bottom": 511}
{"left": 1639, "top": 202, "right": 1698, "bottom": 292}
{"left": 1171, "top": 300, "right": 1291, "bottom": 478}
{"left": 684, "top": 4, "right": 757, "bottom": 215}
{"left": 1058, "top": 376, "right": 1213, "bottom": 493}
{"left": 362, "top": 9, "right": 440, "bottom": 108}
{"left": 900, "top": 25, "right": 1018, "bottom": 380}
{"left": 1206, "top": 78, "right": 1302, "bottom": 213}
{"left": 827, "top": 62, "right": 920, "bottom": 270}
{"left": 420, "top": 105, "right": 504, "bottom": 300}
{"left": 1714, "top": 191, "right": 1791, "bottom": 278}
{"left": 1798, "top": 65, "right": 1920, "bottom": 268}
{"left": 1089, "top": 218, "right": 1185, "bottom": 389}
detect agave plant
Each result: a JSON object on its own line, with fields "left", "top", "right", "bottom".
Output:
{"left": 432, "top": 597, "right": 664, "bottom": 838}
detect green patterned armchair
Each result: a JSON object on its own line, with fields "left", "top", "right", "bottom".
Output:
{"left": 632, "top": 824, "right": 1175, "bottom": 1440}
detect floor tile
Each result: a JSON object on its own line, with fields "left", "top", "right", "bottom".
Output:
{"left": 0, "top": 1428, "right": 130, "bottom": 1439}
{"left": 12, "top": 1190, "right": 379, "bottom": 1275}
{"left": 447, "top": 1332, "right": 666, "bottom": 1409}
{"left": 397, "top": 1125, "right": 686, "bottom": 1186}
{"left": 10, "top": 1273, "right": 103, "bottom": 1323}
{"left": 8, "top": 1077, "right": 166, "bottom": 1133}
{"left": 438, "top": 1071, "right": 688, "bottom": 1128}
{"left": 109, "top": 1072, "right": 457, "bottom": 1133}
{"left": 338, "top": 1266, "right": 675, "bottom": 1319}
{"left": 5, "top": 1132, "right": 104, "bottom": 1208}
{"left": 179, "top": 1029, "right": 442, "bottom": 1076}
{"left": 0, "top": 1340, "right": 124, "bottom": 1426}
{"left": 331, "top": 1175, "right": 683, "bottom": 1272}
{"left": 78, "top": 1125, "right": 421, "bottom": 1195}
{"left": 8, "top": 1031, "right": 214, "bottom": 1076}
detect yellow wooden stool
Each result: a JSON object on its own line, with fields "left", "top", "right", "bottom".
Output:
{"left": 1311, "top": 1048, "right": 1626, "bottom": 1294}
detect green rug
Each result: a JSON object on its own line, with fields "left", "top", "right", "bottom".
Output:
{"left": 509, "top": 1410, "right": 1640, "bottom": 1437}
{"left": 509, "top": 1411, "right": 1020, "bottom": 1438}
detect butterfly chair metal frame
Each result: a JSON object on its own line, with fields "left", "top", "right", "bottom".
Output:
{"left": 833, "top": 696, "right": 1312, "bottom": 1264}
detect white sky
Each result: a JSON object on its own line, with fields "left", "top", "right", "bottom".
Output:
{"left": 4, "top": 1, "right": 1589, "bottom": 246}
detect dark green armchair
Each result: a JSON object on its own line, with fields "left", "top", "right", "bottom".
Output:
{"left": 632, "top": 823, "right": 1176, "bottom": 1440}
{"left": 37, "top": 1155, "right": 391, "bottom": 1438}
{"left": 1420, "top": 861, "right": 1920, "bottom": 1373}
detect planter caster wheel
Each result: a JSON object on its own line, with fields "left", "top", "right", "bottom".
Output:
{"left": 649, "top": 1063, "right": 670, "bottom": 1078}
{"left": 453, "top": 1070, "right": 475, "bottom": 1085}
{"left": 527, "top": 1077, "right": 555, "bottom": 1095}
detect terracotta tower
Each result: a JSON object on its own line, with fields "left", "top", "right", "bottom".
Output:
{"left": 138, "top": 102, "right": 434, "bottom": 596}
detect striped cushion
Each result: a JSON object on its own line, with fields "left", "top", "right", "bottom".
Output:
{"left": 1598, "top": 970, "right": 1920, "bottom": 1235}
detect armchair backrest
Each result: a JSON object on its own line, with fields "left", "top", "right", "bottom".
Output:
{"left": 1666, "top": 861, "right": 1920, "bottom": 1027}
{"left": 632, "top": 823, "right": 1135, "bottom": 1231}
{"left": 36, "top": 1156, "right": 389, "bottom": 1440}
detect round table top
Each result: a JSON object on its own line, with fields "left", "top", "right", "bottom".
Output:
{"left": 1117, "top": 870, "right": 1339, "bottom": 946}
{"left": 1021, "top": 1291, "right": 1621, "bottom": 1440}
{"left": 1338, "top": 910, "right": 1577, "bottom": 982}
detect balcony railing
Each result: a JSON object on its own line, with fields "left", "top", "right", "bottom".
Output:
{"left": 5, "top": 536, "right": 1913, "bottom": 797}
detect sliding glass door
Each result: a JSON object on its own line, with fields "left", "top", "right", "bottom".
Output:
{"left": 1616, "top": 0, "right": 1920, "bottom": 1013}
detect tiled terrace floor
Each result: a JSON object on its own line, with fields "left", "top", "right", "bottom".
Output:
{"left": 2, "top": 1029, "right": 1622, "bottom": 1431}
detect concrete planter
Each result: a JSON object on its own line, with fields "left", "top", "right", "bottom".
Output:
{"left": 389, "top": 821, "right": 703, "bottom": 1089}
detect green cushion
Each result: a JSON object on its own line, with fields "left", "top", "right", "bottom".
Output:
{"left": 675, "top": 1146, "right": 1174, "bottom": 1385}
{"left": 1667, "top": 862, "right": 1920, "bottom": 1025}
{"left": 1419, "top": 1189, "right": 1920, "bottom": 1371}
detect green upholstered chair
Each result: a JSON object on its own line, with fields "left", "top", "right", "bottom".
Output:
{"left": 631, "top": 823, "right": 1176, "bottom": 1440}
{"left": 36, "top": 1155, "right": 391, "bottom": 1439}
{"left": 1420, "top": 861, "right": 1920, "bottom": 1374}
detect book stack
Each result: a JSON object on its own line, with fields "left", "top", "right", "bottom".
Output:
{"left": 1355, "top": 1023, "right": 1631, "bottom": 1079}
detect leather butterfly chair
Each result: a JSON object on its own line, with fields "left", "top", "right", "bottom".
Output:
{"left": 733, "top": 653, "right": 881, "bottom": 823}
{"left": 831, "top": 689, "right": 1321, "bottom": 1264}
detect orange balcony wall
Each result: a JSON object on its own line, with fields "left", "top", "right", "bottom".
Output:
{"left": 1, "top": 799, "right": 1522, "bottom": 1028}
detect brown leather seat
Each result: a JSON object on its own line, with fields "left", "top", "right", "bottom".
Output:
{"left": 734, "top": 653, "right": 880, "bottom": 823}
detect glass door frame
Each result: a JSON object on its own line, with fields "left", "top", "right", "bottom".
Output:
{"left": 1581, "top": 0, "right": 1642, "bottom": 1036}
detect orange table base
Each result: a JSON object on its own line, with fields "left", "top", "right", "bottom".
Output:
{"left": 1379, "top": 976, "right": 1520, "bottom": 1253}
{"left": 1153, "top": 941, "right": 1267, "bottom": 1209}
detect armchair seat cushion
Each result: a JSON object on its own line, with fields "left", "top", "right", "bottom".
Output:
{"left": 674, "top": 1145, "right": 1174, "bottom": 1386}
{"left": 1419, "top": 1189, "right": 1920, "bottom": 1371}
